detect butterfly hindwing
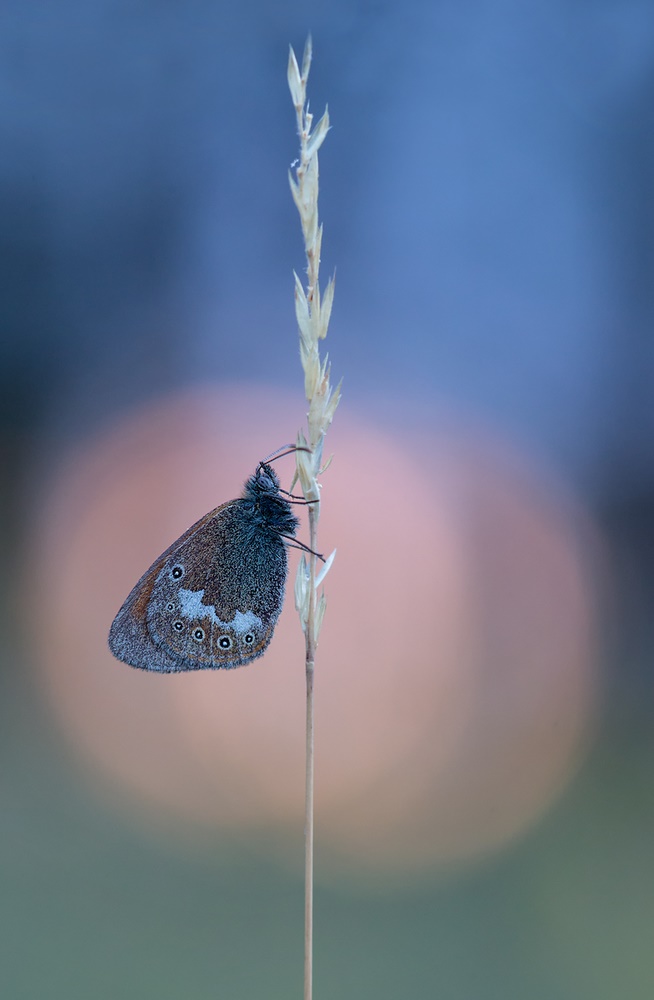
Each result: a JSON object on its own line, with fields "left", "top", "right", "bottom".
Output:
{"left": 109, "top": 461, "right": 298, "bottom": 672}
{"left": 108, "top": 505, "right": 227, "bottom": 672}
{"left": 110, "top": 500, "right": 289, "bottom": 672}
{"left": 147, "top": 501, "right": 288, "bottom": 669}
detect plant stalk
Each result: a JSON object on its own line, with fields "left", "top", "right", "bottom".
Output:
{"left": 304, "top": 501, "right": 319, "bottom": 1000}
{"left": 304, "top": 657, "right": 314, "bottom": 1000}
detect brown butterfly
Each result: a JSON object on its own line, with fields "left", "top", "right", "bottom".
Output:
{"left": 108, "top": 461, "right": 302, "bottom": 671}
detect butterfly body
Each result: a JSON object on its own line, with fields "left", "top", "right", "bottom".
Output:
{"left": 109, "top": 463, "right": 299, "bottom": 672}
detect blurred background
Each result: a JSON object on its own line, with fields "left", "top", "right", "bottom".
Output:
{"left": 2, "top": 1, "right": 654, "bottom": 997}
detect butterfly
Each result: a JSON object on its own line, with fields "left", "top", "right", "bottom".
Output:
{"left": 108, "top": 460, "right": 303, "bottom": 672}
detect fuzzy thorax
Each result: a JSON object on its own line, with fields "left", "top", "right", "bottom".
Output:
{"left": 241, "top": 463, "right": 300, "bottom": 537}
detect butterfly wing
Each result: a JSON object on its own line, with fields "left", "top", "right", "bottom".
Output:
{"left": 108, "top": 505, "right": 226, "bottom": 672}
{"left": 109, "top": 501, "right": 288, "bottom": 672}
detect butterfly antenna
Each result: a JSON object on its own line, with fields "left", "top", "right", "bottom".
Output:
{"left": 261, "top": 443, "right": 311, "bottom": 467}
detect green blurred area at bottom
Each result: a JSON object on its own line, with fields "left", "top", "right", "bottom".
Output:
{"left": 1, "top": 674, "right": 653, "bottom": 1000}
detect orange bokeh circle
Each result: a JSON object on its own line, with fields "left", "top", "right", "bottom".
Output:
{"left": 27, "top": 384, "right": 599, "bottom": 877}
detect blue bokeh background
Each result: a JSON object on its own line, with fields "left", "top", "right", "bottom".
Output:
{"left": 1, "top": 2, "right": 654, "bottom": 997}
